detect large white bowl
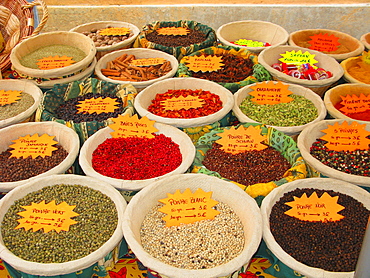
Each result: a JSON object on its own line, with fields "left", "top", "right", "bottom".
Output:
{"left": 0, "top": 121, "right": 80, "bottom": 192}
{"left": 95, "top": 48, "right": 178, "bottom": 89}
{"left": 123, "top": 173, "right": 263, "bottom": 278}
{"left": 0, "top": 174, "right": 126, "bottom": 276}
{"left": 79, "top": 122, "right": 196, "bottom": 192}
{"left": 134, "top": 77, "right": 234, "bottom": 128}
{"left": 261, "top": 177, "right": 370, "bottom": 278}
{"left": 233, "top": 81, "right": 327, "bottom": 137}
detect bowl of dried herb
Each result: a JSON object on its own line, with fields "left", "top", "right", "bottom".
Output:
{"left": 0, "top": 79, "right": 43, "bottom": 129}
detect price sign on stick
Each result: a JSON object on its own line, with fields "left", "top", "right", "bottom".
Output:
{"left": 249, "top": 81, "right": 294, "bottom": 105}
{"left": 320, "top": 121, "right": 370, "bottom": 152}
{"left": 109, "top": 114, "right": 158, "bottom": 139}
{"left": 216, "top": 125, "right": 268, "bottom": 155}
{"left": 158, "top": 188, "right": 220, "bottom": 227}
{"left": 284, "top": 191, "right": 345, "bottom": 222}
{"left": 9, "top": 134, "right": 58, "bottom": 159}
{"left": 15, "top": 200, "right": 79, "bottom": 233}
{"left": 0, "top": 90, "right": 22, "bottom": 106}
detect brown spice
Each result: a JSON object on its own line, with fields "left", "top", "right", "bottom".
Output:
{"left": 202, "top": 143, "right": 291, "bottom": 186}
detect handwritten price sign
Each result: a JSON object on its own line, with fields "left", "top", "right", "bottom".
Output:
{"left": 158, "top": 188, "right": 220, "bottom": 227}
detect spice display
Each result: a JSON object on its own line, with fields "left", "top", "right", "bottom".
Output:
{"left": 82, "top": 27, "right": 134, "bottom": 47}
{"left": 269, "top": 187, "right": 370, "bottom": 272}
{"left": 190, "top": 53, "right": 254, "bottom": 83}
{"left": 92, "top": 134, "right": 182, "bottom": 180}
{"left": 0, "top": 145, "right": 68, "bottom": 182}
{"left": 239, "top": 94, "right": 318, "bottom": 126}
{"left": 310, "top": 138, "right": 370, "bottom": 176}
{"left": 147, "top": 89, "right": 223, "bottom": 118}
{"left": 100, "top": 53, "right": 172, "bottom": 82}
{"left": 55, "top": 93, "right": 125, "bottom": 123}
{"left": 271, "top": 62, "right": 333, "bottom": 80}
{"left": 202, "top": 143, "right": 291, "bottom": 187}
{"left": 1, "top": 183, "right": 118, "bottom": 263}
{"left": 140, "top": 201, "right": 244, "bottom": 269}
{"left": 20, "top": 45, "right": 86, "bottom": 69}
{"left": 334, "top": 101, "right": 370, "bottom": 121}
{"left": 0, "top": 92, "right": 34, "bottom": 121}
{"left": 145, "top": 28, "right": 207, "bottom": 47}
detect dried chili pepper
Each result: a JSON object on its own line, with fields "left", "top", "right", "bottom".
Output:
{"left": 147, "top": 89, "right": 223, "bottom": 118}
{"left": 92, "top": 134, "right": 182, "bottom": 180}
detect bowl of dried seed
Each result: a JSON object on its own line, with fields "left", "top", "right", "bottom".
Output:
{"left": 70, "top": 21, "right": 140, "bottom": 60}
{"left": 0, "top": 79, "right": 43, "bottom": 129}
{"left": 10, "top": 31, "right": 96, "bottom": 82}
{"left": 233, "top": 81, "right": 327, "bottom": 138}
{"left": 95, "top": 47, "right": 178, "bottom": 90}
{"left": 0, "top": 121, "right": 80, "bottom": 192}
{"left": 134, "top": 77, "right": 234, "bottom": 129}
{"left": 123, "top": 173, "right": 262, "bottom": 278}
{"left": 0, "top": 174, "right": 126, "bottom": 276}
{"left": 261, "top": 177, "right": 370, "bottom": 278}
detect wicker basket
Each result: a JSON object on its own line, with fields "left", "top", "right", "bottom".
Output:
{"left": 288, "top": 29, "right": 364, "bottom": 62}
{"left": 0, "top": 0, "right": 48, "bottom": 73}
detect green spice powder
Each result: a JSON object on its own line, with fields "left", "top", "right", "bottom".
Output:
{"left": 239, "top": 94, "right": 318, "bottom": 127}
{"left": 20, "top": 44, "right": 87, "bottom": 69}
{"left": 0, "top": 92, "right": 34, "bottom": 120}
{"left": 1, "top": 184, "right": 118, "bottom": 263}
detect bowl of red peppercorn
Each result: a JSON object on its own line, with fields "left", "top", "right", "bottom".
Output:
{"left": 324, "top": 83, "right": 370, "bottom": 122}
{"left": 297, "top": 119, "right": 370, "bottom": 188}
{"left": 134, "top": 77, "right": 234, "bottom": 129}
{"left": 123, "top": 173, "right": 263, "bottom": 278}
{"left": 233, "top": 81, "right": 327, "bottom": 138}
{"left": 258, "top": 45, "right": 344, "bottom": 97}
{"left": 0, "top": 121, "right": 80, "bottom": 192}
{"left": 95, "top": 48, "right": 179, "bottom": 90}
{"left": 261, "top": 177, "right": 370, "bottom": 277}
{"left": 216, "top": 20, "right": 289, "bottom": 54}
{"left": 191, "top": 122, "right": 309, "bottom": 199}
{"left": 79, "top": 122, "right": 195, "bottom": 199}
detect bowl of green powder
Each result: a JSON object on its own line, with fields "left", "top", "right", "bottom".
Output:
{"left": 10, "top": 31, "right": 96, "bottom": 81}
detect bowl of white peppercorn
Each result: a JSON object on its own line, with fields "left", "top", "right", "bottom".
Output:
{"left": 70, "top": 21, "right": 140, "bottom": 60}
{"left": 123, "top": 173, "right": 263, "bottom": 278}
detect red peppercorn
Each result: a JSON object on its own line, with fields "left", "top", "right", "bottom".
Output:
{"left": 91, "top": 134, "right": 182, "bottom": 180}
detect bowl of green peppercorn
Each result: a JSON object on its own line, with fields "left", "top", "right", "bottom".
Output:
{"left": 0, "top": 174, "right": 127, "bottom": 276}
